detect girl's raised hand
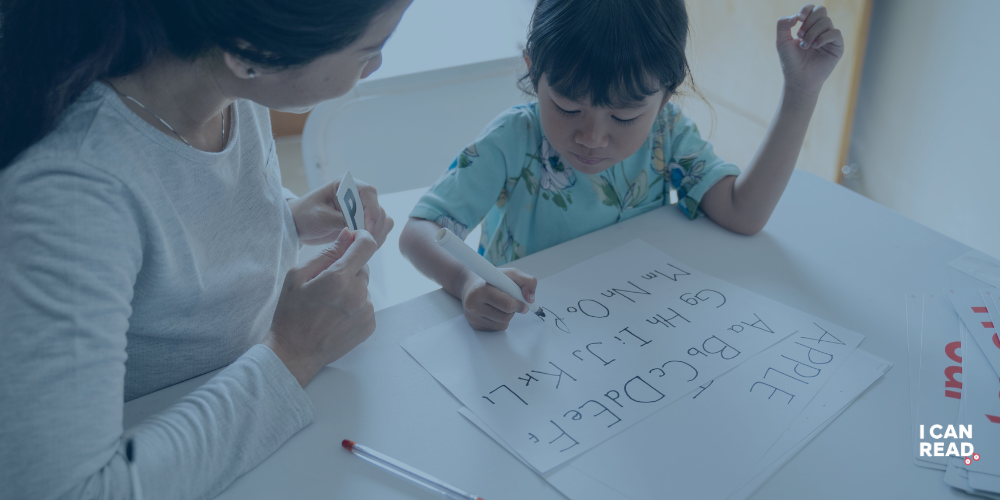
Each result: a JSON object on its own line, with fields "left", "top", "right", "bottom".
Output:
{"left": 776, "top": 5, "right": 844, "bottom": 96}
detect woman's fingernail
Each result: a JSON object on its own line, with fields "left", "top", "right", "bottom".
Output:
{"left": 799, "top": 41, "right": 807, "bottom": 49}
{"left": 797, "top": 31, "right": 804, "bottom": 37}
{"left": 527, "top": 292, "right": 535, "bottom": 303}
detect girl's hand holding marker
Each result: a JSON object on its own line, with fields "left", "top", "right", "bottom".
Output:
{"left": 436, "top": 228, "right": 542, "bottom": 332}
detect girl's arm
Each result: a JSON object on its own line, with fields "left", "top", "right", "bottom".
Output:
{"left": 400, "top": 217, "right": 537, "bottom": 331}
{"left": 400, "top": 217, "right": 477, "bottom": 300}
{"left": 700, "top": 4, "right": 844, "bottom": 235}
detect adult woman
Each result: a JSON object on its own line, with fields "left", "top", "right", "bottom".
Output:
{"left": 0, "top": 0, "right": 409, "bottom": 498}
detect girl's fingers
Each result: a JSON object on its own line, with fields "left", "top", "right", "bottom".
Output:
{"left": 473, "top": 314, "right": 510, "bottom": 332}
{"left": 811, "top": 29, "right": 843, "bottom": 50}
{"left": 487, "top": 287, "right": 527, "bottom": 315}
{"left": 797, "top": 4, "right": 815, "bottom": 22}
{"left": 796, "top": 5, "right": 827, "bottom": 40}
{"left": 801, "top": 16, "right": 833, "bottom": 48}
{"left": 503, "top": 268, "right": 538, "bottom": 303}
{"left": 478, "top": 303, "right": 516, "bottom": 326}
{"left": 776, "top": 14, "right": 799, "bottom": 41}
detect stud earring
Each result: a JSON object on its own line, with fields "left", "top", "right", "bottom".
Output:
{"left": 247, "top": 68, "right": 256, "bottom": 79}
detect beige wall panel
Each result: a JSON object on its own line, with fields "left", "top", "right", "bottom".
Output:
{"left": 684, "top": 0, "right": 871, "bottom": 182}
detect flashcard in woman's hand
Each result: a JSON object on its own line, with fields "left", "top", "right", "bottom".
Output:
{"left": 336, "top": 171, "right": 365, "bottom": 231}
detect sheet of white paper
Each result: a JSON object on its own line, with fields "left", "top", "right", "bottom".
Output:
{"left": 916, "top": 293, "right": 964, "bottom": 469}
{"left": 564, "top": 326, "right": 864, "bottom": 500}
{"left": 458, "top": 407, "right": 529, "bottom": 465}
{"left": 546, "top": 466, "right": 632, "bottom": 500}
{"left": 981, "top": 290, "right": 1000, "bottom": 372}
{"left": 335, "top": 171, "right": 365, "bottom": 231}
{"left": 906, "top": 293, "right": 924, "bottom": 467}
{"left": 461, "top": 348, "right": 889, "bottom": 500}
{"left": 459, "top": 406, "right": 633, "bottom": 500}
{"left": 728, "top": 349, "right": 891, "bottom": 500}
{"left": 950, "top": 250, "right": 1000, "bottom": 289}
{"left": 944, "top": 288, "right": 1000, "bottom": 377}
{"left": 402, "top": 240, "right": 842, "bottom": 472}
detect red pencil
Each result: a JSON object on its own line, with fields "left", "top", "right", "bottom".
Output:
{"left": 342, "top": 439, "right": 485, "bottom": 500}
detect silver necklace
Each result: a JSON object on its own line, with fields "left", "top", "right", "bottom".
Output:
{"left": 106, "top": 82, "right": 227, "bottom": 149}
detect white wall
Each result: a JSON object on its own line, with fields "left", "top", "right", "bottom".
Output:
{"left": 850, "top": 0, "right": 1000, "bottom": 258}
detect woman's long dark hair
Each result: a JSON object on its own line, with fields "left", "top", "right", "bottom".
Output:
{"left": 0, "top": 0, "right": 397, "bottom": 169}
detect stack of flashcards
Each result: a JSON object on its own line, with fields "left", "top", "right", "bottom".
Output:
{"left": 402, "top": 240, "right": 890, "bottom": 499}
{"left": 906, "top": 289, "right": 1000, "bottom": 498}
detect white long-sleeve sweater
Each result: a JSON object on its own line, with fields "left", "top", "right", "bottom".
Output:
{"left": 0, "top": 82, "right": 315, "bottom": 500}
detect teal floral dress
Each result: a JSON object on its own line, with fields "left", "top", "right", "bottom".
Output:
{"left": 410, "top": 102, "right": 740, "bottom": 265}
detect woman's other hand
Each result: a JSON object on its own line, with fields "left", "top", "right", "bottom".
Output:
{"left": 776, "top": 5, "right": 844, "bottom": 96}
{"left": 288, "top": 174, "right": 394, "bottom": 248}
{"left": 263, "top": 228, "right": 378, "bottom": 386}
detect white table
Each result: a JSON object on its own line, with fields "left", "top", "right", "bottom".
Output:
{"left": 124, "top": 171, "right": 981, "bottom": 499}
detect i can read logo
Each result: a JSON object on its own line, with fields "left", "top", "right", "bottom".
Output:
{"left": 919, "top": 424, "right": 976, "bottom": 459}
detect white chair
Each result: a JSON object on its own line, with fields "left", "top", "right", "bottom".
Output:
{"left": 300, "top": 56, "right": 532, "bottom": 311}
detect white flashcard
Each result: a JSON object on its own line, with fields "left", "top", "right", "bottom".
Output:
{"left": 970, "top": 474, "right": 1000, "bottom": 498}
{"left": 906, "top": 293, "right": 924, "bottom": 467}
{"left": 957, "top": 322, "right": 1000, "bottom": 490}
{"left": 402, "top": 240, "right": 860, "bottom": 472}
{"left": 915, "top": 293, "right": 963, "bottom": 469}
{"left": 335, "top": 171, "right": 365, "bottom": 231}
{"left": 949, "top": 250, "right": 1000, "bottom": 289}
{"left": 981, "top": 290, "right": 1000, "bottom": 374}
{"left": 944, "top": 288, "right": 1000, "bottom": 377}
{"left": 942, "top": 324, "right": 1000, "bottom": 499}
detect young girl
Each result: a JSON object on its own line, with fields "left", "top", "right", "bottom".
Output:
{"left": 400, "top": 0, "right": 843, "bottom": 331}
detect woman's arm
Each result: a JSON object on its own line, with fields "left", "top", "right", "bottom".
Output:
{"left": 700, "top": 5, "right": 843, "bottom": 235}
{"left": 0, "top": 162, "right": 314, "bottom": 500}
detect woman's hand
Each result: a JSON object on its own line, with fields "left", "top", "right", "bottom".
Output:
{"left": 459, "top": 268, "right": 537, "bottom": 331}
{"left": 263, "top": 228, "right": 378, "bottom": 387}
{"left": 776, "top": 5, "right": 844, "bottom": 96}
{"left": 288, "top": 174, "right": 394, "bottom": 248}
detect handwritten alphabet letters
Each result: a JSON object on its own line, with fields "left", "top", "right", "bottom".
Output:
{"left": 401, "top": 240, "right": 863, "bottom": 472}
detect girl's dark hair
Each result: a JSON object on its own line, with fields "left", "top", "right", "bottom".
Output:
{"left": 520, "top": 0, "right": 692, "bottom": 107}
{"left": 0, "top": 0, "right": 398, "bottom": 169}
